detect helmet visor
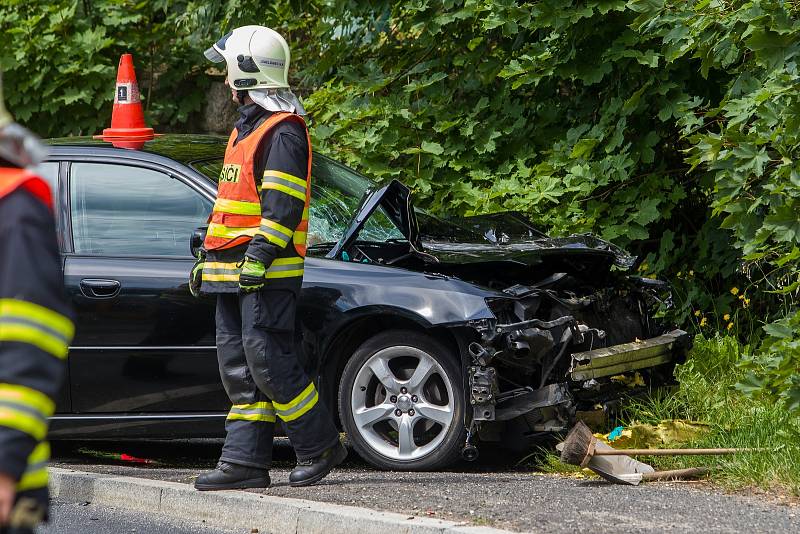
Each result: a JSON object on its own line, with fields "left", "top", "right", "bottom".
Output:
{"left": 204, "top": 31, "right": 233, "bottom": 63}
{"left": 203, "top": 46, "right": 225, "bottom": 63}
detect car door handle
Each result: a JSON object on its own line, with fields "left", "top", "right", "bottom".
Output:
{"left": 80, "top": 279, "right": 121, "bottom": 299}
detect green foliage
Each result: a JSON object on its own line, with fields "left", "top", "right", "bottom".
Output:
{"left": 2, "top": 0, "right": 799, "bottom": 411}
{"left": 294, "top": 0, "right": 800, "bottom": 413}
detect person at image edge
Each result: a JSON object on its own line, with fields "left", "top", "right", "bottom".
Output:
{"left": 0, "top": 71, "right": 74, "bottom": 533}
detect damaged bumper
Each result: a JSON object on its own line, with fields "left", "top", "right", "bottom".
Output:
{"left": 569, "top": 329, "right": 691, "bottom": 381}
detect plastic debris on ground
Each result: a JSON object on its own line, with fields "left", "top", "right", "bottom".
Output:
{"left": 77, "top": 448, "right": 159, "bottom": 465}
{"left": 593, "top": 420, "right": 711, "bottom": 449}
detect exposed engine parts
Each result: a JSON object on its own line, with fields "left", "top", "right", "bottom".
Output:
{"left": 467, "top": 313, "right": 590, "bottom": 424}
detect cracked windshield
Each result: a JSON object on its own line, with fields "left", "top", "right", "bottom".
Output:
{"left": 192, "top": 155, "right": 403, "bottom": 246}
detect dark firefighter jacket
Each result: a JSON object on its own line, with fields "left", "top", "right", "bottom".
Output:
{"left": 201, "top": 103, "right": 311, "bottom": 293}
{"left": 0, "top": 171, "right": 73, "bottom": 511}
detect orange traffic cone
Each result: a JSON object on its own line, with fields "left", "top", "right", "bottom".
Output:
{"left": 94, "top": 54, "right": 155, "bottom": 149}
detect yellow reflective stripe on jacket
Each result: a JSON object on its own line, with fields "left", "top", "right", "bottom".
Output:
{"left": 0, "top": 383, "right": 55, "bottom": 418}
{"left": 203, "top": 258, "right": 304, "bottom": 282}
{"left": 266, "top": 257, "right": 304, "bottom": 279}
{"left": 227, "top": 401, "right": 276, "bottom": 423}
{"left": 0, "top": 405, "right": 48, "bottom": 441}
{"left": 257, "top": 218, "right": 294, "bottom": 248}
{"left": 293, "top": 231, "right": 307, "bottom": 245}
{"left": 204, "top": 261, "right": 240, "bottom": 270}
{"left": 207, "top": 222, "right": 259, "bottom": 240}
{"left": 212, "top": 198, "right": 262, "bottom": 216}
{"left": 203, "top": 274, "right": 240, "bottom": 282}
{"left": 17, "top": 442, "right": 49, "bottom": 492}
{"left": 17, "top": 467, "right": 48, "bottom": 492}
{"left": 273, "top": 382, "right": 319, "bottom": 422}
{"left": 0, "top": 299, "right": 74, "bottom": 360}
{"left": 202, "top": 260, "right": 241, "bottom": 282}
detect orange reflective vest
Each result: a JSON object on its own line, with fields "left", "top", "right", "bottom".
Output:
{"left": 203, "top": 112, "right": 311, "bottom": 258}
{"left": 0, "top": 168, "right": 52, "bottom": 210}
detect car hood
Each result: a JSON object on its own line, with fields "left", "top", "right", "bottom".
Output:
{"left": 328, "top": 179, "right": 636, "bottom": 270}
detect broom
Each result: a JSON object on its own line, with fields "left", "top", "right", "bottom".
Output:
{"left": 560, "top": 421, "right": 760, "bottom": 468}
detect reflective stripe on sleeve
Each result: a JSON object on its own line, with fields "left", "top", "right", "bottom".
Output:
{"left": 0, "top": 383, "right": 55, "bottom": 418}
{"left": 17, "top": 442, "right": 50, "bottom": 492}
{"left": 273, "top": 382, "right": 319, "bottom": 422}
{"left": 227, "top": 401, "right": 276, "bottom": 423}
{"left": 0, "top": 299, "right": 74, "bottom": 360}
{"left": 257, "top": 218, "right": 294, "bottom": 248}
{"left": 265, "top": 257, "right": 304, "bottom": 279}
{"left": 262, "top": 170, "right": 307, "bottom": 202}
{"left": 0, "top": 405, "right": 48, "bottom": 441}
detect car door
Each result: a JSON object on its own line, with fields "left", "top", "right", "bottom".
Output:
{"left": 62, "top": 160, "right": 227, "bottom": 413}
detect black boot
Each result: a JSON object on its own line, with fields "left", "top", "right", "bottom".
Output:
{"left": 288, "top": 442, "right": 347, "bottom": 487}
{"left": 194, "top": 461, "right": 271, "bottom": 491}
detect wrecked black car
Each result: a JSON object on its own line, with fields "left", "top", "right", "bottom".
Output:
{"left": 43, "top": 135, "right": 689, "bottom": 471}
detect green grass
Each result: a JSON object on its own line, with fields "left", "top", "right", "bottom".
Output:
{"left": 537, "top": 335, "right": 800, "bottom": 494}
{"left": 619, "top": 335, "right": 800, "bottom": 494}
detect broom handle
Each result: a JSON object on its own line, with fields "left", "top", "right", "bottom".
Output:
{"left": 595, "top": 448, "right": 759, "bottom": 456}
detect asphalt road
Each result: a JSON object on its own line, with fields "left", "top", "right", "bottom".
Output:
{"left": 41, "top": 498, "right": 242, "bottom": 534}
{"left": 51, "top": 440, "right": 800, "bottom": 533}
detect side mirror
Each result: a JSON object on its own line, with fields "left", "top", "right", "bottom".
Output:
{"left": 190, "top": 226, "right": 207, "bottom": 258}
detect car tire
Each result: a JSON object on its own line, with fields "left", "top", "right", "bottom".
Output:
{"left": 338, "top": 330, "right": 466, "bottom": 471}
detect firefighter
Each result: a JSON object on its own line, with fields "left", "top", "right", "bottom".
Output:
{"left": 0, "top": 73, "right": 73, "bottom": 533}
{"left": 192, "top": 25, "right": 345, "bottom": 490}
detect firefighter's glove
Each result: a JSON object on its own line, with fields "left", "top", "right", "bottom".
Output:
{"left": 189, "top": 250, "right": 205, "bottom": 298}
{"left": 239, "top": 257, "right": 266, "bottom": 293}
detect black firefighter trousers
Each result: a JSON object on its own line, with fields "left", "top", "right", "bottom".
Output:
{"left": 215, "top": 289, "right": 339, "bottom": 468}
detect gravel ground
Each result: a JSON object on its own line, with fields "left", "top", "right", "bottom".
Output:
{"left": 51, "top": 440, "right": 800, "bottom": 533}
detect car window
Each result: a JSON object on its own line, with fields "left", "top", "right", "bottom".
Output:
{"left": 70, "top": 163, "right": 212, "bottom": 257}
{"left": 29, "top": 162, "right": 59, "bottom": 200}
{"left": 190, "top": 155, "right": 404, "bottom": 245}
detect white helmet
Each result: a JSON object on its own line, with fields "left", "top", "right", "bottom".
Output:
{"left": 0, "top": 71, "right": 46, "bottom": 168}
{"left": 204, "top": 25, "right": 290, "bottom": 90}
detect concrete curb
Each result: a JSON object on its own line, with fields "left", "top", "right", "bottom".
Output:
{"left": 49, "top": 468, "right": 515, "bottom": 534}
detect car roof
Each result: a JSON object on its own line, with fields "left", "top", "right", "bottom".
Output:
{"left": 45, "top": 134, "right": 228, "bottom": 168}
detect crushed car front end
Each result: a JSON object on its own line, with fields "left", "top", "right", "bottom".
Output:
{"left": 460, "top": 266, "right": 690, "bottom": 452}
